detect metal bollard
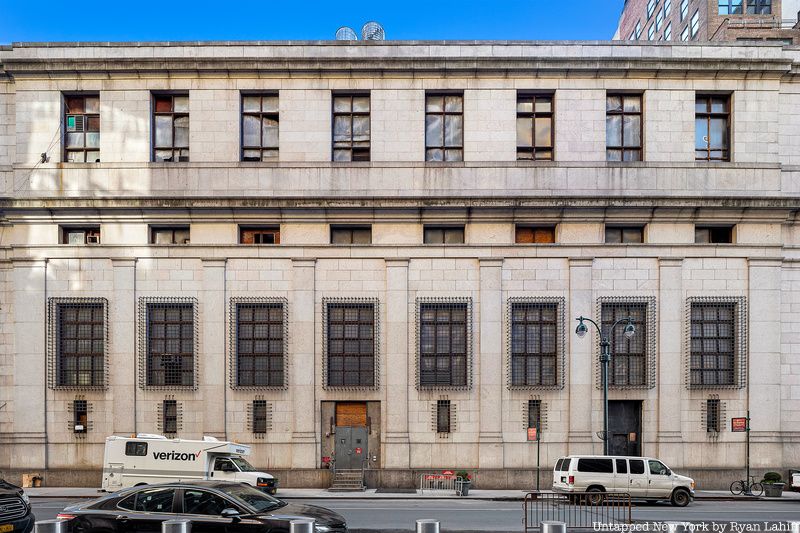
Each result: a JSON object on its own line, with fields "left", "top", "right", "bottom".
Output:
{"left": 289, "top": 519, "right": 315, "bottom": 533}
{"left": 540, "top": 521, "right": 567, "bottom": 533}
{"left": 416, "top": 519, "right": 440, "bottom": 533}
{"left": 162, "top": 519, "right": 192, "bottom": 533}
{"left": 34, "top": 520, "right": 69, "bottom": 533}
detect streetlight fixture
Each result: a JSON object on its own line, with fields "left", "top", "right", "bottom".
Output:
{"left": 574, "top": 315, "right": 636, "bottom": 456}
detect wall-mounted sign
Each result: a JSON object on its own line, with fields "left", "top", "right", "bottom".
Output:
{"left": 731, "top": 417, "right": 748, "bottom": 432}
{"left": 527, "top": 427, "right": 539, "bottom": 441}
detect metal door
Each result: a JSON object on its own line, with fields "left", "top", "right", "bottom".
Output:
{"left": 608, "top": 400, "right": 642, "bottom": 456}
{"left": 334, "top": 426, "right": 368, "bottom": 470}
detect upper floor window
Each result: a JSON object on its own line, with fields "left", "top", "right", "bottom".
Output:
{"left": 606, "top": 94, "right": 642, "bottom": 162}
{"left": 656, "top": 10, "right": 664, "bottom": 31}
{"left": 153, "top": 94, "right": 189, "bottom": 162}
{"left": 680, "top": 0, "right": 689, "bottom": 20}
{"left": 605, "top": 226, "right": 644, "bottom": 244}
{"left": 423, "top": 226, "right": 465, "bottom": 245}
{"left": 62, "top": 226, "right": 100, "bottom": 245}
{"left": 690, "top": 10, "right": 700, "bottom": 38}
{"left": 515, "top": 226, "right": 555, "bottom": 244}
{"left": 635, "top": 21, "right": 643, "bottom": 38}
{"left": 331, "top": 225, "right": 372, "bottom": 245}
{"left": 425, "top": 93, "right": 463, "bottom": 162}
{"left": 665, "top": 22, "right": 673, "bottom": 40}
{"left": 681, "top": 25, "right": 690, "bottom": 41}
{"left": 240, "top": 226, "right": 280, "bottom": 245}
{"left": 648, "top": 23, "right": 656, "bottom": 40}
{"left": 695, "top": 95, "right": 730, "bottom": 162}
{"left": 150, "top": 226, "right": 190, "bottom": 245}
{"left": 719, "top": 0, "right": 743, "bottom": 14}
{"left": 647, "top": 0, "right": 657, "bottom": 18}
{"left": 332, "top": 94, "right": 370, "bottom": 161}
{"left": 64, "top": 94, "right": 100, "bottom": 163}
{"left": 746, "top": 0, "right": 771, "bottom": 14}
{"left": 516, "top": 94, "right": 554, "bottom": 161}
{"left": 664, "top": 0, "right": 672, "bottom": 16}
{"left": 695, "top": 225, "right": 734, "bottom": 244}
{"left": 242, "top": 94, "right": 279, "bottom": 162}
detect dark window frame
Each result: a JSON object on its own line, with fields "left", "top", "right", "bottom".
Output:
{"left": 606, "top": 93, "right": 643, "bottom": 162}
{"left": 419, "top": 301, "right": 470, "bottom": 388}
{"left": 516, "top": 93, "right": 554, "bottom": 161}
{"left": 73, "top": 399, "right": 88, "bottom": 433}
{"left": 63, "top": 93, "right": 100, "bottom": 163}
{"left": 146, "top": 303, "right": 195, "bottom": 387}
{"left": 601, "top": 301, "right": 648, "bottom": 387}
{"left": 61, "top": 226, "right": 101, "bottom": 245}
{"left": 425, "top": 93, "right": 464, "bottom": 162}
{"left": 252, "top": 400, "right": 268, "bottom": 434}
{"left": 436, "top": 399, "right": 451, "bottom": 433}
{"left": 239, "top": 226, "right": 281, "bottom": 245}
{"left": 527, "top": 399, "right": 542, "bottom": 430}
{"left": 150, "top": 226, "right": 191, "bottom": 245}
{"left": 719, "top": 0, "right": 744, "bottom": 14}
{"left": 325, "top": 302, "right": 377, "bottom": 388}
{"left": 515, "top": 225, "right": 556, "bottom": 244}
{"left": 706, "top": 398, "right": 721, "bottom": 432}
{"left": 695, "top": 225, "right": 734, "bottom": 244}
{"left": 746, "top": 0, "right": 771, "bottom": 14}
{"left": 695, "top": 95, "right": 731, "bottom": 162}
{"left": 689, "top": 302, "right": 737, "bottom": 387}
{"left": 605, "top": 226, "right": 645, "bottom": 244}
{"left": 511, "top": 302, "right": 559, "bottom": 387}
{"left": 125, "top": 441, "right": 148, "bottom": 456}
{"left": 423, "top": 225, "right": 465, "bottom": 245}
{"left": 235, "top": 302, "right": 285, "bottom": 388}
{"left": 332, "top": 93, "right": 371, "bottom": 162}
{"left": 241, "top": 93, "right": 279, "bottom": 162}
{"left": 152, "top": 93, "right": 190, "bottom": 163}
{"left": 55, "top": 302, "right": 105, "bottom": 388}
{"left": 162, "top": 399, "right": 178, "bottom": 434}
{"left": 330, "top": 225, "right": 372, "bottom": 245}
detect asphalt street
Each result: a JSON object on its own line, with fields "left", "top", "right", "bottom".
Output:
{"left": 30, "top": 498, "right": 800, "bottom": 532}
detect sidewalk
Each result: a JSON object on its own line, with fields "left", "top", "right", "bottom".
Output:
{"left": 23, "top": 486, "right": 800, "bottom": 502}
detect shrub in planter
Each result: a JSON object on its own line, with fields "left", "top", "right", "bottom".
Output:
{"left": 761, "top": 472, "right": 785, "bottom": 497}
{"left": 455, "top": 470, "right": 472, "bottom": 496}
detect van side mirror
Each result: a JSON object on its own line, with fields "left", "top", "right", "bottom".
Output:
{"left": 221, "top": 508, "right": 240, "bottom": 521}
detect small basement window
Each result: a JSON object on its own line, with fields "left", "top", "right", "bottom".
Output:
{"left": 515, "top": 226, "right": 555, "bottom": 244}
{"left": 436, "top": 400, "right": 451, "bottom": 434}
{"left": 150, "top": 226, "right": 190, "bottom": 245}
{"left": 695, "top": 226, "right": 733, "bottom": 244}
{"left": 62, "top": 227, "right": 101, "bottom": 245}
{"left": 605, "top": 226, "right": 644, "bottom": 244}
{"left": 240, "top": 226, "right": 280, "bottom": 245}
{"left": 330, "top": 225, "right": 372, "bottom": 245}
{"left": 73, "top": 399, "right": 88, "bottom": 433}
{"left": 423, "top": 226, "right": 465, "bottom": 244}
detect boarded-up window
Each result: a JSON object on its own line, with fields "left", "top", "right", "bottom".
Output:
{"left": 336, "top": 402, "right": 368, "bottom": 427}
{"left": 515, "top": 226, "right": 555, "bottom": 244}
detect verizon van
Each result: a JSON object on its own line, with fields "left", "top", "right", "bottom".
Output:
{"left": 101, "top": 434, "right": 278, "bottom": 494}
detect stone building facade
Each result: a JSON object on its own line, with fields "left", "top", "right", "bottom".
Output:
{"left": 615, "top": 0, "right": 800, "bottom": 43}
{"left": 0, "top": 40, "right": 799, "bottom": 489}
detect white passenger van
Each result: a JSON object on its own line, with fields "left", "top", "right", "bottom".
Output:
{"left": 101, "top": 434, "right": 278, "bottom": 494}
{"left": 552, "top": 455, "right": 695, "bottom": 507}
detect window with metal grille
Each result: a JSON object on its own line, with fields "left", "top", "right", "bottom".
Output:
{"left": 695, "top": 226, "right": 733, "bottom": 244}
{"left": 425, "top": 93, "right": 463, "bottom": 162}
{"left": 516, "top": 94, "right": 554, "bottom": 161}
{"left": 150, "top": 226, "right": 190, "bottom": 245}
{"left": 605, "top": 226, "right": 644, "bottom": 244}
{"left": 423, "top": 226, "right": 465, "bottom": 245}
{"left": 235, "top": 303, "right": 284, "bottom": 387}
{"left": 436, "top": 400, "right": 451, "bottom": 433}
{"left": 601, "top": 302, "right": 647, "bottom": 387}
{"left": 719, "top": 0, "right": 744, "bottom": 14}
{"left": 326, "top": 303, "right": 375, "bottom": 387}
{"left": 163, "top": 399, "right": 178, "bottom": 434}
{"left": 515, "top": 226, "right": 555, "bottom": 244}
{"left": 241, "top": 93, "right": 279, "bottom": 161}
{"left": 527, "top": 399, "right": 541, "bottom": 430}
{"left": 252, "top": 400, "right": 268, "bottom": 434}
{"left": 146, "top": 304, "right": 195, "bottom": 387}
{"left": 330, "top": 226, "right": 372, "bottom": 245}
{"left": 419, "top": 302, "right": 468, "bottom": 388}
{"left": 56, "top": 303, "right": 105, "bottom": 387}
{"left": 706, "top": 399, "right": 721, "bottom": 432}
{"left": 746, "top": 0, "right": 771, "bottom": 14}
{"left": 153, "top": 93, "right": 189, "bottom": 162}
{"left": 73, "top": 399, "right": 88, "bottom": 433}
{"left": 606, "top": 94, "right": 642, "bottom": 162}
{"left": 240, "top": 227, "right": 280, "bottom": 245}
{"left": 690, "top": 302, "right": 736, "bottom": 386}
{"left": 332, "top": 93, "right": 370, "bottom": 161}
{"left": 64, "top": 94, "right": 100, "bottom": 163}
{"left": 511, "top": 303, "right": 558, "bottom": 387}
{"left": 695, "top": 95, "right": 731, "bottom": 162}
{"left": 61, "top": 227, "right": 101, "bottom": 245}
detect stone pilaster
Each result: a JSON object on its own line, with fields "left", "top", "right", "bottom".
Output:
{"left": 478, "top": 258, "right": 504, "bottom": 468}
{"left": 656, "top": 258, "right": 684, "bottom": 460}
{"left": 568, "top": 258, "right": 595, "bottom": 452}
{"left": 201, "top": 259, "right": 227, "bottom": 439}
{"left": 110, "top": 259, "right": 137, "bottom": 435}
{"left": 291, "top": 258, "right": 317, "bottom": 468}
{"left": 384, "top": 259, "right": 410, "bottom": 468}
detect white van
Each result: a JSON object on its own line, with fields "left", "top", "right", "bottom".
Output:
{"left": 101, "top": 434, "right": 278, "bottom": 494}
{"left": 552, "top": 455, "right": 695, "bottom": 507}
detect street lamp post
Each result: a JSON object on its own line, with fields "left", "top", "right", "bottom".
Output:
{"left": 574, "top": 315, "right": 636, "bottom": 456}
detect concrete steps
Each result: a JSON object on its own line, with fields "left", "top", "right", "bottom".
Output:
{"left": 329, "top": 469, "right": 366, "bottom": 492}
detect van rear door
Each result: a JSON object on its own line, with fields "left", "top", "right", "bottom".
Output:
{"left": 552, "top": 458, "right": 570, "bottom": 490}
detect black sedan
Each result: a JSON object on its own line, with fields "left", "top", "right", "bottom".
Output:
{"left": 0, "top": 479, "right": 35, "bottom": 533}
{"left": 58, "top": 481, "right": 346, "bottom": 533}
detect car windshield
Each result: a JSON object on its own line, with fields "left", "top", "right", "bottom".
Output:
{"left": 230, "top": 457, "right": 256, "bottom": 472}
{"left": 217, "top": 484, "right": 286, "bottom": 513}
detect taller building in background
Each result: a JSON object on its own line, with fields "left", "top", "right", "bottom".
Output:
{"left": 615, "top": 0, "right": 800, "bottom": 43}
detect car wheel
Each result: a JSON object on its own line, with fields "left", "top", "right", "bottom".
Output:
{"left": 671, "top": 488, "right": 691, "bottom": 507}
{"left": 586, "top": 487, "right": 605, "bottom": 506}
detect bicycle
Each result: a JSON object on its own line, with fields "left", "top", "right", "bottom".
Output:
{"left": 730, "top": 475, "right": 763, "bottom": 496}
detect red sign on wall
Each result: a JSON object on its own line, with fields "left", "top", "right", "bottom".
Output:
{"left": 355, "top": 447, "right": 362, "bottom": 454}
{"left": 528, "top": 427, "right": 539, "bottom": 441}
{"left": 442, "top": 470, "right": 455, "bottom": 476}
{"left": 731, "top": 417, "right": 748, "bottom": 432}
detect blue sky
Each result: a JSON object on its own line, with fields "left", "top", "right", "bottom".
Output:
{"left": 0, "top": 0, "right": 625, "bottom": 43}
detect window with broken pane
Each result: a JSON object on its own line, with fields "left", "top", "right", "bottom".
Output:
{"left": 425, "top": 94, "right": 463, "bottom": 162}
{"left": 695, "top": 95, "right": 730, "bottom": 161}
{"left": 153, "top": 94, "right": 189, "bottom": 162}
{"left": 332, "top": 94, "right": 370, "bottom": 161}
{"left": 62, "top": 227, "right": 101, "bottom": 245}
{"left": 242, "top": 94, "right": 279, "bottom": 161}
{"left": 64, "top": 94, "right": 100, "bottom": 163}
{"left": 606, "top": 94, "right": 642, "bottom": 162}
{"left": 147, "top": 303, "right": 194, "bottom": 387}
{"left": 516, "top": 94, "right": 554, "bottom": 161}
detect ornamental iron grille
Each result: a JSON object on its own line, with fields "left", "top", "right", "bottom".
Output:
{"left": 523, "top": 397, "right": 548, "bottom": 432}
{"left": 431, "top": 397, "right": 456, "bottom": 436}
{"left": 229, "top": 298, "right": 288, "bottom": 389}
{"left": 508, "top": 298, "right": 565, "bottom": 389}
{"left": 322, "top": 298, "right": 380, "bottom": 389}
{"left": 595, "top": 297, "right": 657, "bottom": 390}
{"left": 158, "top": 398, "right": 181, "bottom": 435}
{"left": 417, "top": 298, "right": 473, "bottom": 390}
{"left": 138, "top": 298, "right": 198, "bottom": 390}
{"left": 702, "top": 396, "right": 725, "bottom": 436}
{"left": 47, "top": 298, "right": 108, "bottom": 390}
{"left": 685, "top": 297, "right": 747, "bottom": 389}
{"left": 66, "top": 396, "right": 93, "bottom": 437}
{"left": 247, "top": 398, "right": 273, "bottom": 436}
